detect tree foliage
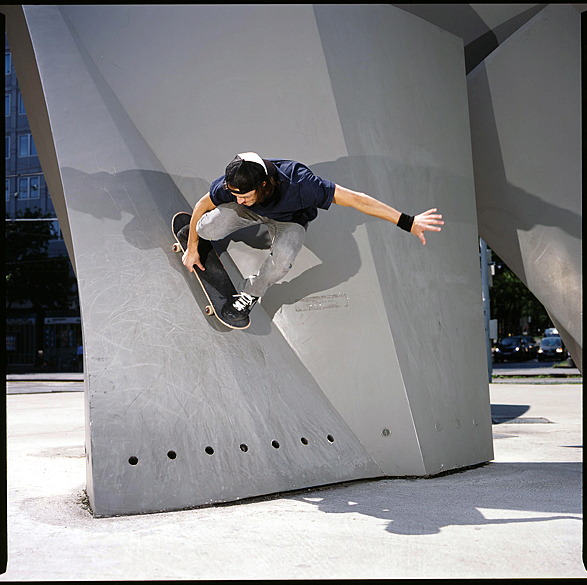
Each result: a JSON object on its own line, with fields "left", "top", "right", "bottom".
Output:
{"left": 489, "top": 253, "right": 551, "bottom": 337}
{"left": 5, "top": 209, "right": 77, "bottom": 310}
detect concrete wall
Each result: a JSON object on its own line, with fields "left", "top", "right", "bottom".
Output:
{"left": 393, "top": 4, "right": 549, "bottom": 73}
{"left": 393, "top": 4, "right": 583, "bottom": 372}
{"left": 4, "top": 4, "right": 492, "bottom": 516}
{"left": 467, "top": 4, "right": 582, "bottom": 372}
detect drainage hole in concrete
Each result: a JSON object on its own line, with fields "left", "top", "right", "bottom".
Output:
{"left": 272, "top": 440, "right": 280, "bottom": 449}
{"left": 128, "top": 456, "right": 139, "bottom": 465}
{"left": 205, "top": 446, "right": 214, "bottom": 455}
{"left": 327, "top": 434, "right": 335, "bottom": 443}
{"left": 240, "top": 443, "right": 249, "bottom": 452}
{"left": 301, "top": 437, "right": 309, "bottom": 445}
{"left": 167, "top": 450, "right": 177, "bottom": 460}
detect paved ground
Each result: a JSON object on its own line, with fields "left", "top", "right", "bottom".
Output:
{"left": 492, "top": 358, "right": 581, "bottom": 379}
{"left": 1, "top": 378, "right": 584, "bottom": 579}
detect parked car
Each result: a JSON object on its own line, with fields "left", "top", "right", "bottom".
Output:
{"left": 537, "top": 336, "right": 567, "bottom": 361}
{"left": 521, "top": 335, "right": 538, "bottom": 359}
{"left": 493, "top": 336, "right": 531, "bottom": 362}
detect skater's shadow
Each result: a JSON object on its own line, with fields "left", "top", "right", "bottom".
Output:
{"left": 292, "top": 462, "right": 582, "bottom": 536}
{"left": 213, "top": 155, "right": 413, "bottom": 321}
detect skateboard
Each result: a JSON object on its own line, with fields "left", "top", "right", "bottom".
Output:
{"left": 172, "top": 212, "right": 250, "bottom": 329}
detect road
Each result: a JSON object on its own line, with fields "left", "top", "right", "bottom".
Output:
{"left": 492, "top": 358, "right": 581, "bottom": 379}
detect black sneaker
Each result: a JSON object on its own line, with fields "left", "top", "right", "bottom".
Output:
{"left": 221, "top": 292, "right": 259, "bottom": 321}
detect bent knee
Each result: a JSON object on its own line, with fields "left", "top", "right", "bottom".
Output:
{"left": 196, "top": 221, "right": 221, "bottom": 241}
{"left": 196, "top": 213, "right": 229, "bottom": 241}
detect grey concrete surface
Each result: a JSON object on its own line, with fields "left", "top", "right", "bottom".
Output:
{"left": 3, "top": 3, "right": 494, "bottom": 516}
{"left": 393, "top": 3, "right": 548, "bottom": 73}
{"left": 467, "top": 4, "right": 583, "bottom": 373}
{"left": 2, "top": 381, "right": 584, "bottom": 580}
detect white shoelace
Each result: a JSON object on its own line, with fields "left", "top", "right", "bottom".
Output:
{"left": 232, "top": 292, "right": 256, "bottom": 311}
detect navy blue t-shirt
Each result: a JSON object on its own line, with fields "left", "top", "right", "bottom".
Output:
{"left": 209, "top": 159, "right": 336, "bottom": 225}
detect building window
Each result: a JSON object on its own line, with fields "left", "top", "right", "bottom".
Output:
{"left": 17, "top": 176, "right": 40, "bottom": 200}
{"left": 5, "top": 94, "right": 10, "bottom": 116}
{"left": 5, "top": 136, "right": 10, "bottom": 159}
{"left": 18, "top": 134, "right": 37, "bottom": 157}
{"left": 6, "top": 334, "right": 18, "bottom": 353}
{"left": 51, "top": 219, "right": 62, "bottom": 239}
{"left": 6, "top": 178, "right": 10, "bottom": 202}
{"left": 18, "top": 177, "right": 28, "bottom": 198}
{"left": 5, "top": 53, "right": 11, "bottom": 75}
{"left": 30, "top": 177, "right": 40, "bottom": 199}
{"left": 18, "top": 93, "right": 26, "bottom": 115}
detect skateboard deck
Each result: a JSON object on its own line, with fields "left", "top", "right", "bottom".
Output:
{"left": 172, "top": 212, "right": 250, "bottom": 329}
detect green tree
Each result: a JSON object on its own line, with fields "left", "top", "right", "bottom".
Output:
{"left": 490, "top": 253, "right": 551, "bottom": 338}
{"left": 6, "top": 209, "right": 77, "bottom": 310}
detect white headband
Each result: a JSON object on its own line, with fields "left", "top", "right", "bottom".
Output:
{"left": 237, "top": 152, "right": 267, "bottom": 175}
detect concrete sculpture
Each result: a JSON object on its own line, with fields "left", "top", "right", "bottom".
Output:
{"left": 4, "top": 4, "right": 494, "bottom": 516}
{"left": 467, "top": 4, "right": 582, "bottom": 373}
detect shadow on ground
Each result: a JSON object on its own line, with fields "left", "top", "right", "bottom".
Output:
{"left": 292, "top": 461, "right": 582, "bottom": 535}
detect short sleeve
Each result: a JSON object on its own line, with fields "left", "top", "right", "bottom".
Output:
{"left": 297, "top": 166, "right": 336, "bottom": 210}
{"left": 209, "top": 175, "right": 235, "bottom": 206}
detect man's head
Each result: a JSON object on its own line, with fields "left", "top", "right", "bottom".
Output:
{"left": 224, "top": 152, "right": 276, "bottom": 206}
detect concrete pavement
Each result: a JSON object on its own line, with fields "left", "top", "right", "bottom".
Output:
{"left": 2, "top": 379, "right": 584, "bottom": 579}
{"left": 492, "top": 359, "right": 581, "bottom": 379}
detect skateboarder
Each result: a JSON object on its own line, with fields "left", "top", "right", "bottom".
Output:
{"left": 182, "top": 152, "right": 444, "bottom": 321}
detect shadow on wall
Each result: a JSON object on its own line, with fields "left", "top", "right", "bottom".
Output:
{"left": 216, "top": 154, "right": 468, "bottom": 320}
{"left": 60, "top": 166, "right": 205, "bottom": 243}
{"left": 392, "top": 3, "right": 548, "bottom": 73}
{"left": 61, "top": 153, "right": 474, "bottom": 321}
{"left": 464, "top": 4, "right": 548, "bottom": 73}
{"left": 62, "top": 137, "right": 580, "bottom": 332}
{"left": 470, "top": 67, "right": 582, "bottom": 284}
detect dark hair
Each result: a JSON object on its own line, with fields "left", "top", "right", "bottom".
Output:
{"left": 254, "top": 174, "right": 279, "bottom": 204}
{"left": 224, "top": 156, "right": 279, "bottom": 204}
{"left": 225, "top": 158, "right": 266, "bottom": 194}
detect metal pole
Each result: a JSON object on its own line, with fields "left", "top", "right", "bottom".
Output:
{"left": 480, "top": 238, "right": 492, "bottom": 383}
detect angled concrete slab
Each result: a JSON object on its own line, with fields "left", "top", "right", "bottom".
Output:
{"left": 393, "top": 4, "right": 549, "bottom": 73}
{"left": 4, "top": 4, "right": 492, "bottom": 516}
{"left": 467, "top": 4, "right": 582, "bottom": 373}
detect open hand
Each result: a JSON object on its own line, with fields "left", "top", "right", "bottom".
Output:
{"left": 411, "top": 208, "right": 444, "bottom": 245}
{"left": 182, "top": 248, "right": 205, "bottom": 272}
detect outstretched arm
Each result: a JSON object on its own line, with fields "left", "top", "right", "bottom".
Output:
{"left": 332, "top": 184, "right": 444, "bottom": 245}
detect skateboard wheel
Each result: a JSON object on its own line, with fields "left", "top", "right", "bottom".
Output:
{"left": 205, "top": 305, "right": 214, "bottom": 316}
{"left": 172, "top": 243, "right": 181, "bottom": 252}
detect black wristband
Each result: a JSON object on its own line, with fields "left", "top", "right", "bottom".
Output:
{"left": 397, "top": 213, "right": 414, "bottom": 232}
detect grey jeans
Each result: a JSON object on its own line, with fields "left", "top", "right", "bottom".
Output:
{"left": 196, "top": 202, "right": 307, "bottom": 298}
